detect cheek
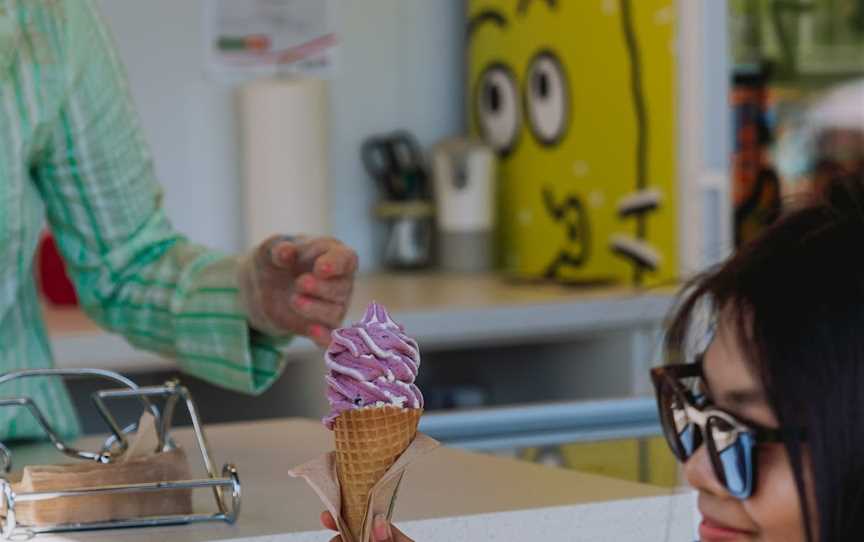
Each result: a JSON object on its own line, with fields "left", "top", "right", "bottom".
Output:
{"left": 742, "top": 445, "right": 808, "bottom": 542}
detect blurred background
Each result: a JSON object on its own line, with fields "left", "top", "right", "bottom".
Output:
{"left": 36, "top": 0, "right": 863, "bottom": 492}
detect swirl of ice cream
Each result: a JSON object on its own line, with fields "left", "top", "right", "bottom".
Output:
{"left": 323, "top": 302, "right": 424, "bottom": 429}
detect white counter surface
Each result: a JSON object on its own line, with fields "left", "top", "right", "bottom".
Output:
{"left": 11, "top": 418, "right": 694, "bottom": 542}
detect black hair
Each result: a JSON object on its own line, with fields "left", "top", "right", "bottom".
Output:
{"left": 665, "top": 172, "right": 864, "bottom": 541}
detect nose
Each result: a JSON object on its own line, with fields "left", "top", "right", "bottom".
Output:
{"left": 683, "top": 444, "right": 730, "bottom": 497}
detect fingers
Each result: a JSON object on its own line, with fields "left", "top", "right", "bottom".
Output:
{"left": 307, "top": 323, "right": 331, "bottom": 347}
{"left": 295, "top": 274, "right": 353, "bottom": 304}
{"left": 321, "top": 511, "right": 409, "bottom": 542}
{"left": 286, "top": 238, "right": 339, "bottom": 275}
{"left": 262, "top": 235, "right": 300, "bottom": 270}
{"left": 291, "top": 295, "right": 346, "bottom": 331}
{"left": 266, "top": 236, "right": 358, "bottom": 279}
{"left": 271, "top": 242, "right": 298, "bottom": 269}
{"left": 322, "top": 511, "right": 343, "bottom": 542}
{"left": 373, "top": 515, "right": 393, "bottom": 542}
{"left": 312, "top": 243, "right": 358, "bottom": 279}
{"left": 321, "top": 511, "right": 338, "bottom": 530}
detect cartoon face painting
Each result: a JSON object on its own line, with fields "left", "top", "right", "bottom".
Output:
{"left": 468, "top": 0, "right": 678, "bottom": 286}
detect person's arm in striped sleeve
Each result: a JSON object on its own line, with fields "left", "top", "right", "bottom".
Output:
{"left": 31, "top": 1, "right": 356, "bottom": 394}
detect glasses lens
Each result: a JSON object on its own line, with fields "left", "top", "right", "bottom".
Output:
{"left": 658, "top": 380, "right": 701, "bottom": 460}
{"left": 707, "top": 416, "right": 755, "bottom": 499}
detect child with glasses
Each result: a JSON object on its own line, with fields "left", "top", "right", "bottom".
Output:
{"left": 654, "top": 173, "right": 864, "bottom": 541}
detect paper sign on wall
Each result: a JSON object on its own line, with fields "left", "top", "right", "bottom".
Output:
{"left": 204, "top": 0, "right": 337, "bottom": 80}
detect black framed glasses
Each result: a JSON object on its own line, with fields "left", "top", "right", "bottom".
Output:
{"left": 650, "top": 361, "right": 789, "bottom": 499}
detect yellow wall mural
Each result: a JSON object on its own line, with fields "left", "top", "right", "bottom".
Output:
{"left": 468, "top": 0, "right": 678, "bottom": 286}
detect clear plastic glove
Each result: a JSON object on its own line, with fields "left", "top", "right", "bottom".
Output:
{"left": 237, "top": 235, "right": 358, "bottom": 348}
{"left": 321, "top": 511, "right": 414, "bottom": 542}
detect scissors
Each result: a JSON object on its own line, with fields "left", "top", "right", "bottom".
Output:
{"left": 361, "top": 131, "right": 428, "bottom": 201}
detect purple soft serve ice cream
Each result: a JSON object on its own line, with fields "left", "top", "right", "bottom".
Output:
{"left": 323, "top": 302, "right": 424, "bottom": 429}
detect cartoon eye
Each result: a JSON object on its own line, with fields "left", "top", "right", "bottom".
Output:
{"left": 525, "top": 51, "right": 569, "bottom": 146}
{"left": 475, "top": 63, "right": 520, "bottom": 155}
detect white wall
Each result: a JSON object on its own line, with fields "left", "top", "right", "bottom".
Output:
{"left": 97, "top": 0, "right": 465, "bottom": 270}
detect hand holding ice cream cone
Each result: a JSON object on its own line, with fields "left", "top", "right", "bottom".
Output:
{"left": 321, "top": 511, "right": 414, "bottom": 542}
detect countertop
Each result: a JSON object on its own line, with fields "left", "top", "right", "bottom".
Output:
{"left": 44, "top": 272, "right": 678, "bottom": 372}
{"left": 7, "top": 418, "right": 695, "bottom": 542}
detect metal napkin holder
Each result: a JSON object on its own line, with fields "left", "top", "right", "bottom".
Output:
{"left": 0, "top": 368, "right": 241, "bottom": 539}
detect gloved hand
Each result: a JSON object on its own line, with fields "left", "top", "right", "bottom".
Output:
{"left": 238, "top": 235, "right": 358, "bottom": 348}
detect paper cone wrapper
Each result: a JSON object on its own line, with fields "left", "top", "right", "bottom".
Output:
{"left": 289, "top": 424, "right": 438, "bottom": 542}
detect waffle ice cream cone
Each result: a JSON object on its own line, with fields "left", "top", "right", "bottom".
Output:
{"left": 322, "top": 302, "right": 425, "bottom": 541}
{"left": 335, "top": 405, "right": 421, "bottom": 541}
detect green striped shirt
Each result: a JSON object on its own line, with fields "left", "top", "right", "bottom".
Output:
{"left": 0, "top": 0, "right": 289, "bottom": 440}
